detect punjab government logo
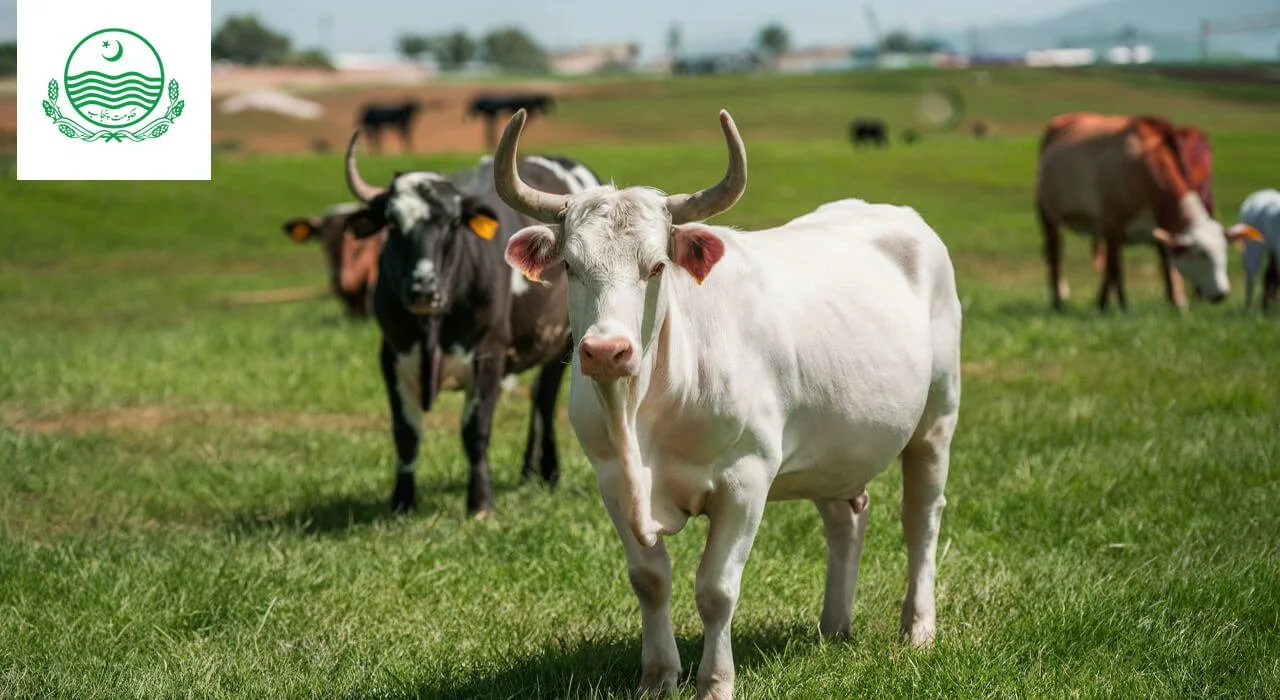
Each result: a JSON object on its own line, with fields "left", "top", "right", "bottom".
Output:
{"left": 40, "top": 28, "right": 185, "bottom": 143}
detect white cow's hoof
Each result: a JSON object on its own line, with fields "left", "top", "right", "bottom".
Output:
{"left": 902, "top": 622, "right": 936, "bottom": 649}
{"left": 696, "top": 679, "right": 734, "bottom": 700}
{"left": 638, "top": 669, "right": 678, "bottom": 697}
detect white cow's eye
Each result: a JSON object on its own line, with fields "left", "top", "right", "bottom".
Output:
{"left": 646, "top": 262, "right": 665, "bottom": 280}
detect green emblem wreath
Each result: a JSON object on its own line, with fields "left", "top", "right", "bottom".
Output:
{"left": 41, "top": 77, "right": 184, "bottom": 143}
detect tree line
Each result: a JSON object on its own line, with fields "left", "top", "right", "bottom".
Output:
{"left": 207, "top": 14, "right": 556, "bottom": 74}
{"left": 0, "top": 16, "right": 946, "bottom": 79}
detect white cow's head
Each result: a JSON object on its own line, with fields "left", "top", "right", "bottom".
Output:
{"left": 494, "top": 109, "right": 746, "bottom": 380}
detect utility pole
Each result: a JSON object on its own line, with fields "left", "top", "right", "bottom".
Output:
{"left": 320, "top": 13, "right": 333, "bottom": 52}
{"left": 864, "top": 4, "right": 881, "bottom": 54}
{"left": 1199, "top": 19, "right": 1210, "bottom": 63}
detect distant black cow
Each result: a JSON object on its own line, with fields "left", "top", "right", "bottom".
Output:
{"left": 341, "top": 131, "right": 603, "bottom": 516}
{"left": 972, "top": 121, "right": 990, "bottom": 139}
{"left": 357, "top": 100, "right": 421, "bottom": 154}
{"left": 466, "top": 93, "right": 555, "bottom": 120}
{"left": 466, "top": 93, "right": 556, "bottom": 148}
{"left": 849, "top": 118, "right": 888, "bottom": 149}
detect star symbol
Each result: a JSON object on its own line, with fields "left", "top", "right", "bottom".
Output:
{"left": 102, "top": 40, "right": 110, "bottom": 48}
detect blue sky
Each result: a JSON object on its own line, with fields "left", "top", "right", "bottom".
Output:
{"left": 0, "top": 0, "right": 1098, "bottom": 55}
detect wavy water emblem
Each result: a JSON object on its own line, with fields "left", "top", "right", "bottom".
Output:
{"left": 65, "top": 70, "right": 163, "bottom": 113}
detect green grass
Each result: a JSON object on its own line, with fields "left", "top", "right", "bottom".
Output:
{"left": 2, "top": 70, "right": 1279, "bottom": 698}
{"left": 546, "top": 67, "right": 1280, "bottom": 144}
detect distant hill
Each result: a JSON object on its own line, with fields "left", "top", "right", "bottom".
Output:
{"left": 951, "top": 0, "right": 1280, "bottom": 61}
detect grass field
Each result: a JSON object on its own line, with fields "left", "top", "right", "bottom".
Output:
{"left": 2, "top": 68, "right": 1279, "bottom": 698}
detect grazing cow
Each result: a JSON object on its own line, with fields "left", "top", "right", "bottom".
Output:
{"left": 495, "top": 108, "right": 962, "bottom": 699}
{"left": 971, "top": 120, "right": 989, "bottom": 139}
{"left": 1227, "top": 188, "right": 1280, "bottom": 310}
{"left": 849, "top": 118, "right": 888, "bottom": 149}
{"left": 357, "top": 99, "right": 421, "bottom": 153}
{"left": 1091, "top": 124, "right": 1217, "bottom": 308}
{"left": 281, "top": 203, "right": 385, "bottom": 318}
{"left": 341, "top": 130, "right": 602, "bottom": 515}
{"left": 467, "top": 93, "right": 557, "bottom": 149}
{"left": 466, "top": 93, "right": 556, "bottom": 120}
{"left": 1035, "top": 112, "right": 1249, "bottom": 310}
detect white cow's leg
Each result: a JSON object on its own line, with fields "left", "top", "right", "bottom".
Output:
{"left": 899, "top": 412, "right": 957, "bottom": 648}
{"left": 599, "top": 473, "right": 680, "bottom": 695}
{"left": 695, "top": 467, "right": 769, "bottom": 700}
{"left": 814, "top": 492, "right": 870, "bottom": 638}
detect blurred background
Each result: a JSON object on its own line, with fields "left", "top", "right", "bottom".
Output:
{"left": 2, "top": 0, "right": 1278, "bottom": 156}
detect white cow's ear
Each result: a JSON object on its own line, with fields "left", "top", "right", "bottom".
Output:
{"left": 506, "top": 224, "right": 562, "bottom": 285}
{"left": 671, "top": 226, "right": 725, "bottom": 285}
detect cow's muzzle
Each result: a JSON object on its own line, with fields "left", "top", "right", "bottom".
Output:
{"left": 407, "top": 292, "right": 445, "bottom": 316}
{"left": 579, "top": 335, "right": 637, "bottom": 378}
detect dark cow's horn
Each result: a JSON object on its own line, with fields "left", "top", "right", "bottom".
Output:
{"left": 493, "top": 109, "right": 571, "bottom": 222}
{"left": 666, "top": 110, "right": 748, "bottom": 225}
{"left": 344, "top": 129, "right": 385, "bottom": 203}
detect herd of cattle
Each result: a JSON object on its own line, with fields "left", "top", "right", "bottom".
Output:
{"left": 277, "top": 108, "right": 1275, "bottom": 699}
{"left": 355, "top": 93, "right": 557, "bottom": 153}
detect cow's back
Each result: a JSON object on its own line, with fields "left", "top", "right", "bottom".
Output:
{"left": 687, "top": 200, "right": 954, "bottom": 474}
{"left": 1177, "top": 126, "right": 1214, "bottom": 216}
{"left": 1036, "top": 113, "right": 1151, "bottom": 232}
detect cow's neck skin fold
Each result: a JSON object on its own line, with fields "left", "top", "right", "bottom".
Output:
{"left": 592, "top": 376, "right": 660, "bottom": 547}
{"left": 640, "top": 265, "right": 698, "bottom": 406}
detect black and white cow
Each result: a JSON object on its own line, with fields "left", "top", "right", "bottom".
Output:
{"left": 341, "top": 130, "right": 601, "bottom": 516}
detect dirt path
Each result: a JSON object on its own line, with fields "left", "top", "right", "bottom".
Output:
{"left": 0, "top": 72, "right": 607, "bottom": 156}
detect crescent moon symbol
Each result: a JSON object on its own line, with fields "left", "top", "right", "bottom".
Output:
{"left": 103, "top": 41, "right": 124, "bottom": 62}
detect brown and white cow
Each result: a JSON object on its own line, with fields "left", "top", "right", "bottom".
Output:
{"left": 281, "top": 203, "right": 386, "bottom": 318}
{"left": 1089, "top": 123, "right": 1217, "bottom": 308}
{"left": 1036, "top": 112, "right": 1248, "bottom": 310}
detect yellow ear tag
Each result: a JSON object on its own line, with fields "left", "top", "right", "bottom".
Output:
{"left": 1240, "top": 224, "right": 1265, "bottom": 243}
{"left": 469, "top": 214, "right": 499, "bottom": 240}
{"left": 289, "top": 222, "right": 312, "bottom": 242}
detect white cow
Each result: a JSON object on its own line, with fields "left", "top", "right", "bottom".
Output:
{"left": 493, "top": 109, "right": 962, "bottom": 700}
{"left": 1227, "top": 188, "right": 1280, "bottom": 309}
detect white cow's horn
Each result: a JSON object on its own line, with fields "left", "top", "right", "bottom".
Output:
{"left": 666, "top": 110, "right": 748, "bottom": 225}
{"left": 493, "top": 109, "right": 571, "bottom": 222}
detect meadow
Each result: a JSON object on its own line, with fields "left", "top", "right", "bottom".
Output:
{"left": 1, "top": 68, "right": 1278, "bottom": 698}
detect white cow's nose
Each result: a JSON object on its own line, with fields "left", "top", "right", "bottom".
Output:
{"left": 579, "top": 336, "right": 635, "bottom": 377}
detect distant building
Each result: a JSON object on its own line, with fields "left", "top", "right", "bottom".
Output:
{"left": 331, "top": 52, "right": 433, "bottom": 80}
{"left": 550, "top": 43, "right": 639, "bottom": 76}
{"left": 875, "top": 51, "right": 940, "bottom": 69}
{"left": 1024, "top": 47, "right": 1097, "bottom": 67}
{"left": 1105, "top": 45, "right": 1154, "bottom": 64}
{"left": 671, "top": 51, "right": 763, "bottom": 76}
{"left": 774, "top": 45, "right": 855, "bottom": 73}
